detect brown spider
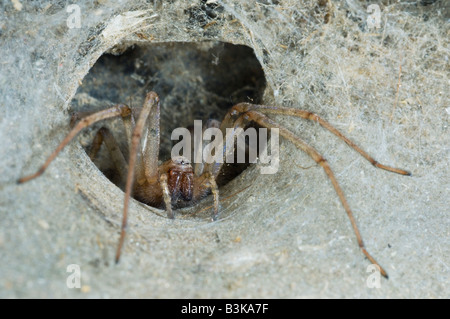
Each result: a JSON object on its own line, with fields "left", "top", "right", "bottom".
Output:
{"left": 18, "top": 91, "right": 411, "bottom": 278}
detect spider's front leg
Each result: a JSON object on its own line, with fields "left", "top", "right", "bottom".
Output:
{"left": 89, "top": 127, "right": 129, "bottom": 188}
{"left": 115, "top": 91, "right": 160, "bottom": 263}
{"left": 218, "top": 102, "right": 411, "bottom": 278}
{"left": 192, "top": 119, "right": 222, "bottom": 221}
{"left": 17, "top": 104, "right": 132, "bottom": 184}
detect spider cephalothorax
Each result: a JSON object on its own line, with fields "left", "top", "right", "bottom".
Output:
{"left": 131, "top": 156, "right": 198, "bottom": 209}
{"left": 163, "top": 156, "right": 195, "bottom": 203}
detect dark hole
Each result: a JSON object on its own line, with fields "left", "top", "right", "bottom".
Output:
{"left": 72, "top": 41, "right": 267, "bottom": 199}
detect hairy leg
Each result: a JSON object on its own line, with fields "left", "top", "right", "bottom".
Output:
{"left": 18, "top": 104, "right": 132, "bottom": 184}
{"left": 203, "top": 114, "right": 247, "bottom": 180}
{"left": 231, "top": 103, "right": 411, "bottom": 176}
{"left": 243, "top": 109, "right": 392, "bottom": 277}
{"left": 115, "top": 92, "right": 160, "bottom": 263}
{"left": 159, "top": 172, "right": 173, "bottom": 219}
{"left": 194, "top": 119, "right": 221, "bottom": 177}
{"left": 89, "top": 127, "right": 128, "bottom": 187}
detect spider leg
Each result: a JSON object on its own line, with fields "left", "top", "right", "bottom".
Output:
{"left": 89, "top": 127, "right": 128, "bottom": 187}
{"left": 231, "top": 103, "right": 411, "bottom": 176}
{"left": 115, "top": 91, "right": 160, "bottom": 263}
{"left": 203, "top": 114, "right": 247, "bottom": 180}
{"left": 119, "top": 109, "right": 151, "bottom": 186}
{"left": 192, "top": 171, "right": 220, "bottom": 221}
{"left": 191, "top": 119, "right": 221, "bottom": 220}
{"left": 208, "top": 172, "right": 219, "bottom": 221}
{"left": 197, "top": 115, "right": 249, "bottom": 220}
{"left": 17, "top": 104, "right": 132, "bottom": 184}
{"left": 242, "top": 109, "right": 390, "bottom": 278}
{"left": 71, "top": 109, "right": 147, "bottom": 184}
{"left": 119, "top": 103, "right": 160, "bottom": 185}
{"left": 198, "top": 112, "right": 255, "bottom": 220}
{"left": 160, "top": 172, "right": 174, "bottom": 219}
{"left": 194, "top": 119, "right": 221, "bottom": 177}
{"left": 199, "top": 171, "right": 219, "bottom": 221}
{"left": 89, "top": 127, "right": 104, "bottom": 160}
{"left": 141, "top": 98, "right": 160, "bottom": 182}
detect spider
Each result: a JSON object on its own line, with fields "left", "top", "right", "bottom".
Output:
{"left": 18, "top": 91, "right": 410, "bottom": 278}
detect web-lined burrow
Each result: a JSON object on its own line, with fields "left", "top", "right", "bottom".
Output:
{"left": 71, "top": 41, "right": 267, "bottom": 201}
